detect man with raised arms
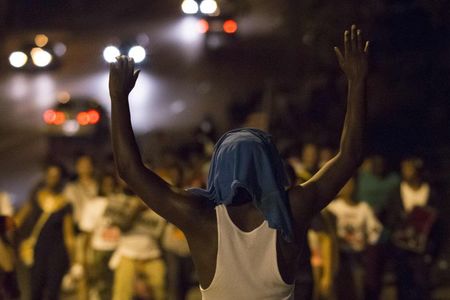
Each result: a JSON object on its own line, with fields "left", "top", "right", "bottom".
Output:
{"left": 109, "top": 24, "right": 369, "bottom": 299}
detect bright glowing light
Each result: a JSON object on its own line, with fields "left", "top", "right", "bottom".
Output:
{"left": 34, "top": 34, "right": 49, "bottom": 47}
{"left": 63, "top": 120, "right": 80, "bottom": 135}
{"left": 181, "top": 0, "right": 199, "bottom": 14}
{"left": 9, "top": 51, "right": 28, "bottom": 68}
{"left": 128, "top": 46, "right": 146, "bottom": 63}
{"left": 43, "top": 109, "right": 56, "bottom": 124}
{"left": 198, "top": 19, "right": 209, "bottom": 33}
{"left": 54, "top": 111, "right": 66, "bottom": 125}
{"left": 223, "top": 20, "right": 238, "bottom": 34}
{"left": 77, "top": 112, "right": 90, "bottom": 125}
{"left": 199, "top": 0, "right": 218, "bottom": 14}
{"left": 103, "top": 46, "right": 121, "bottom": 63}
{"left": 30, "top": 48, "right": 53, "bottom": 67}
{"left": 87, "top": 110, "right": 100, "bottom": 124}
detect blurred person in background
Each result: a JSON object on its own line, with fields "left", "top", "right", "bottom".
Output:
{"left": 15, "top": 163, "right": 75, "bottom": 300}
{"left": 385, "top": 157, "right": 440, "bottom": 300}
{"left": 327, "top": 177, "right": 382, "bottom": 300}
{"left": 357, "top": 155, "right": 400, "bottom": 218}
{"left": 64, "top": 154, "right": 99, "bottom": 300}
{"left": 83, "top": 172, "right": 120, "bottom": 300}
{"left": 0, "top": 191, "right": 20, "bottom": 299}
{"left": 356, "top": 155, "right": 400, "bottom": 300}
{"left": 64, "top": 154, "right": 98, "bottom": 227}
{"left": 109, "top": 24, "right": 369, "bottom": 299}
{"left": 157, "top": 164, "right": 198, "bottom": 300}
{"left": 89, "top": 177, "right": 137, "bottom": 299}
{"left": 109, "top": 190, "right": 167, "bottom": 300}
{"left": 289, "top": 143, "right": 320, "bottom": 183}
{"left": 308, "top": 211, "right": 338, "bottom": 300}
{"left": 162, "top": 220, "right": 193, "bottom": 300}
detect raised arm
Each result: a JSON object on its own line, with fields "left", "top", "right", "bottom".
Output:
{"left": 290, "top": 25, "right": 369, "bottom": 223}
{"left": 109, "top": 56, "right": 205, "bottom": 230}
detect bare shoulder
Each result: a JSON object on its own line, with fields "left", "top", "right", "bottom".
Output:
{"left": 168, "top": 189, "right": 216, "bottom": 234}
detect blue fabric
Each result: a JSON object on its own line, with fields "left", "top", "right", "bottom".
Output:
{"left": 187, "top": 128, "right": 294, "bottom": 242}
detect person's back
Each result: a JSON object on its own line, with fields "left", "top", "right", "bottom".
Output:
{"left": 200, "top": 204, "right": 294, "bottom": 299}
{"left": 108, "top": 24, "right": 370, "bottom": 298}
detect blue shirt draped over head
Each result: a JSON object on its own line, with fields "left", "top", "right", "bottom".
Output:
{"left": 187, "top": 128, "right": 294, "bottom": 242}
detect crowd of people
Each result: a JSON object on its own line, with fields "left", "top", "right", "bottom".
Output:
{"left": 289, "top": 150, "right": 441, "bottom": 300}
{"left": 0, "top": 142, "right": 443, "bottom": 300}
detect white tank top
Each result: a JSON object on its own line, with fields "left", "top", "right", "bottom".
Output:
{"left": 200, "top": 205, "right": 294, "bottom": 300}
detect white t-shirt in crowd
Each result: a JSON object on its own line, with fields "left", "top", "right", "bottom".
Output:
{"left": 114, "top": 206, "right": 166, "bottom": 260}
{"left": 64, "top": 180, "right": 98, "bottom": 226}
{"left": 91, "top": 193, "right": 135, "bottom": 251}
{"left": 327, "top": 198, "right": 382, "bottom": 252}
{"left": 400, "top": 182, "right": 430, "bottom": 213}
{"left": 79, "top": 197, "right": 108, "bottom": 233}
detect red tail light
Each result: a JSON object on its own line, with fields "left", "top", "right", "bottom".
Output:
{"left": 77, "top": 112, "right": 90, "bottom": 125}
{"left": 77, "top": 110, "right": 101, "bottom": 125}
{"left": 223, "top": 19, "right": 238, "bottom": 34}
{"left": 54, "top": 112, "right": 66, "bottom": 125}
{"left": 87, "top": 110, "right": 100, "bottom": 124}
{"left": 44, "top": 110, "right": 66, "bottom": 125}
{"left": 198, "top": 19, "right": 209, "bottom": 34}
{"left": 43, "top": 109, "right": 56, "bottom": 124}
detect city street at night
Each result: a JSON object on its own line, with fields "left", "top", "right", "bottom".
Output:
{"left": 0, "top": 1, "right": 449, "bottom": 299}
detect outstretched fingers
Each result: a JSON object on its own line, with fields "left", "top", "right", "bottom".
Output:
{"left": 351, "top": 24, "right": 357, "bottom": 52}
{"left": 347, "top": 25, "right": 369, "bottom": 55}
{"left": 357, "top": 29, "right": 363, "bottom": 51}
{"left": 335, "top": 25, "right": 370, "bottom": 79}
{"left": 127, "top": 57, "right": 135, "bottom": 79}
{"left": 334, "top": 47, "right": 345, "bottom": 67}
{"left": 117, "top": 55, "right": 126, "bottom": 70}
{"left": 344, "top": 30, "right": 350, "bottom": 58}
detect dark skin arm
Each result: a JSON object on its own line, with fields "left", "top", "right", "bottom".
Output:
{"left": 289, "top": 25, "right": 370, "bottom": 235}
{"left": 109, "top": 57, "right": 210, "bottom": 232}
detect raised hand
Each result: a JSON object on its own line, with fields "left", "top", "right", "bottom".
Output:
{"left": 334, "top": 25, "right": 369, "bottom": 82}
{"left": 109, "top": 55, "right": 140, "bottom": 99}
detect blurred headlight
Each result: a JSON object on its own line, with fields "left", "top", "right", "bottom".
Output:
{"left": 128, "top": 46, "right": 146, "bottom": 63}
{"left": 103, "top": 46, "right": 121, "bottom": 63}
{"left": 9, "top": 51, "right": 28, "bottom": 68}
{"left": 31, "top": 48, "right": 53, "bottom": 67}
{"left": 200, "top": 0, "right": 218, "bottom": 14}
{"left": 181, "top": 0, "right": 199, "bottom": 14}
{"left": 63, "top": 120, "right": 80, "bottom": 136}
